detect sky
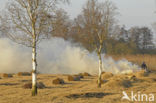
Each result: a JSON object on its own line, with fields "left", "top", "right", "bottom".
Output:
{"left": 0, "top": 0, "right": 156, "bottom": 28}
{"left": 0, "top": 0, "right": 156, "bottom": 35}
{"left": 62, "top": 0, "right": 156, "bottom": 28}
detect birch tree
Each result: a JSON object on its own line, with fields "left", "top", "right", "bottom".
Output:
{"left": 74, "top": 0, "right": 117, "bottom": 87}
{"left": 0, "top": 0, "right": 69, "bottom": 96}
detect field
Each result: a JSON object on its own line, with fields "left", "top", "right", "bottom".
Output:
{"left": 0, "top": 70, "right": 156, "bottom": 103}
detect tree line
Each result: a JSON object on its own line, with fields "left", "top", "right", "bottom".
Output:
{"left": 50, "top": 10, "right": 156, "bottom": 55}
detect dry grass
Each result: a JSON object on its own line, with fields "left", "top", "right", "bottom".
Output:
{"left": 0, "top": 72, "right": 156, "bottom": 103}
{"left": 108, "top": 54, "right": 156, "bottom": 70}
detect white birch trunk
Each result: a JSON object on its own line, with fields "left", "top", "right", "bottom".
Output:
{"left": 97, "top": 52, "right": 102, "bottom": 88}
{"left": 31, "top": 17, "right": 37, "bottom": 96}
{"left": 32, "top": 38, "right": 37, "bottom": 96}
{"left": 97, "top": 42, "right": 103, "bottom": 88}
{"left": 99, "top": 57, "right": 102, "bottom": 76}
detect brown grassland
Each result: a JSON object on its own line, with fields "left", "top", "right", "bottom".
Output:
{"left": 0, "top": 55, "right": 155, "bottom": 103}
{"left": 109, "top": 54, "right": 156, "bottom": 70}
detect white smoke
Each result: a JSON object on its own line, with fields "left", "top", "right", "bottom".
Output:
{"left": 103, "top": 57, "right": 140, "bottom": 74}
{"left": 0, "top": 37, "right": 140, "bottom": 74}
{"left": 37, "top": 38, "right": 98, "bottom": 74}
{"left": 0, "top": 38, "right": 31, "bottom": 73}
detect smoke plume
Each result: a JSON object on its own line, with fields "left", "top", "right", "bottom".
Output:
{"left": 0, "top": 38, "right": 140, "bottom": 74}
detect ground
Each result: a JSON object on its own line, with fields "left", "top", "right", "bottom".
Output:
{"left": 0, "top": 71, "right": 156, "bottom": 103}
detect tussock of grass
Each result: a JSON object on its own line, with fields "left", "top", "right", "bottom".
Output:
{"left": 23, "top": 82, "right": 46, "bottom": 89}
{"left": 102, "top": 72, "right": 113, "bottom": 80}
{"left": 2, "top": 73, "right": 13, "bottom": 78}
{"left": 104, "top": 79, "right": 132, "bottom": 88}
{"left": 67, "top": 75, "right": 81, "bottom": 81}
{"left": 52, "top": 78, "right": 65, "bottom": 84}
{"left": 82, "top": 72, "right": 91, "bottom": 76}
{"left": 17, "top": 72, "right": 31, "bottom": 76}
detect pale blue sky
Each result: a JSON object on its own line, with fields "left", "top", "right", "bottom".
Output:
{"left": 0, "top": 0, "right": 156, "bottom": 28}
